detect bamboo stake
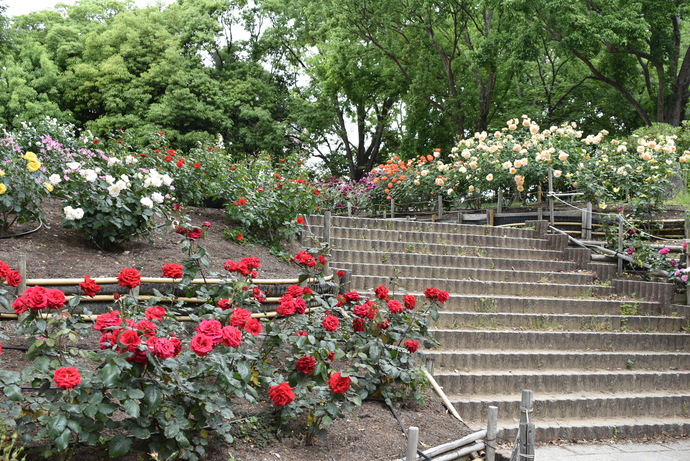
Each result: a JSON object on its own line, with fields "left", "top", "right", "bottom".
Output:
{"left": 423, "top": 368, "right": 465, "bottom": 424}
{"left": 26, "top": 275, "right": 333, "bottom": 286}
{"left": 486, "top": 406, "right": 498, "bottom": 461}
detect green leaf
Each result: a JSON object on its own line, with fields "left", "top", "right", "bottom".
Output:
{"left": 127, "top": 388, "right": 145, "bottom": 399}
{"left": 123, "top": 399, "right": 140, "bottom": 418}
{"left": 237, "top": 362, "right": 251, "bottom": 382}
{"left": 55, "top": 428, "right": 71, "bottom": 452}
{"left": 49, "top": 413, "right": 67, "bottom": 439}
{"left": 108, "top": 434, "right": 132, "bottom": 458}
{"left": 4, "top": 384, "right": 23, "bottom": 401}
{"left": 143, "top": 384, "right": 161, "bottom": 411}
{"left": 100, "top": 363, "right": 120, "bottom": 386}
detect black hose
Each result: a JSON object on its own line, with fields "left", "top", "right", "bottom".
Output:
{"left": 0, "top": 217, "right": 43, "bottom": 239}
{"left": 384, "top": 397, "right": 432, "bottom": 461}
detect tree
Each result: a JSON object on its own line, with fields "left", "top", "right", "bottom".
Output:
{"left": 513, "top": 0, "right": 690, "bottom": 128}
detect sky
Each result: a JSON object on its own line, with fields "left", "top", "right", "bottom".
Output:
{"left": 3, "top": 0, "right": 171, "bottom": 17}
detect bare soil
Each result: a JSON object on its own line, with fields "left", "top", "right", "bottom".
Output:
{"left": 0, "top": 198, "right": 471, "bottom": 461}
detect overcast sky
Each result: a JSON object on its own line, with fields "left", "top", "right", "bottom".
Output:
{"left": 3, "top": 0, "right": 171, "bottom": 18}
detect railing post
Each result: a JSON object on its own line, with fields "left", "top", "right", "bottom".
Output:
{"left": 497, "top": 189, "right": 503, "bottom": 214}
{"left": 390, "top": 198, "right": 395, "bottom": 219}
{"left": 437, "top": 194, "right": 443, "bottom": 219}
{"left": 547, "top": 168, "right": 554, "bottom": 226}
{"left": 618, "top": 216, "right": 624, "bottom": 273}
{"left": 347, "top": 202, "right": 352, "bottom": 216}
{"left": 406, "top": 426, "right": 419, "bottom": 461}
{"left": 586, "top": 202, "right": 593, "bottom": 240}
{"left": 486, "top": 406, "right": 498, "bottom": 461}
{"left": 519, "top": 390, "right": 534, "bottom": 461}
{"left": 323, "top": 210, "right": 331, "bottom": 247}
{"left": 18, "top": 254, "right": 27, "bottom": 294}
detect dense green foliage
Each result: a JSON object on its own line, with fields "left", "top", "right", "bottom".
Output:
{"left": 1, "top": 0, "right": 689, "bottom": 173}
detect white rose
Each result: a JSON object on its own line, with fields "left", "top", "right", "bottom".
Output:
{"left": 49, "top": 174, "right": 62, "bottom": 185}
{"left": 107, "top": 184, "right": 121, "bottom": 197}
{"left": 80, "top": 169, "right": 98, "bottom": 182}
{"left": 66, "top": 162, "right": 81, "bottom": 170}
{"left": 63, "top": 206, "right": 84, "bottom": 221}
{"left": 140, "top": 197, "right": 154, "bottom": 208}
{"left": 151, "top": 192, "right": 164, "bottom": 204}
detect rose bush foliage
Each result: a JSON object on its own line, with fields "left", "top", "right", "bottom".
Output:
{"left": 0, "top": 251, "right": 441, "bottom": 458}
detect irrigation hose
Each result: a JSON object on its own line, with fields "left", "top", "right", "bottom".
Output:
{"left": 0, "top": 217, "right": 43, "bottom": 239}
{"left": 384, "top": 396, "right": 432, "bottom": 461}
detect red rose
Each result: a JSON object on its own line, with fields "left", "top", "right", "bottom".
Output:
{"left": 176, "top": 158, "right": 185, "bottom": 167}
{"left": 162, "top": 263, "right": 183, "bottom": 279}
{"left": 12, "top": 297, "right": 28, "bottom": 315}
{"left": 237, "top": 198, "right": 247, "bottom": 205}
{"left": 221, "top": 326, "right": 242, "bottom": 348}
{"left": 294, "top": 330, "right": 307, "bottom": 337}
{"left": 145, "top": 306, "right": 166, "bottom": 321}
{"left": 322, "top": 315, "right": 339, "bottom": 332}
{"left": 0, "top": 261, "right": 9, "bottom": 278}
{"left": 268, "top": 382, "right": 295, "bottom": 407}
{"left": 117, "top": 268, "right": 141, "bottom": 289}
{"left": 148, "top": 336, "right": 177, "bottom": 360}
{"left": 164, "top": 155, "right": 172, "bottom": 162}
{"left": 230, "top": 308, "right": 251, "bottom": 329}
{"left": 186, "top": 228, "right": 202, "bottom": 240}
{"left": 296, "top": 216, "right": 305, "bottom": 224}
{"left": 295, "top": 355, "right": 316, "bottom": 374}
{"left": 404, "top": 339, "right": 419, "bottom": 353}
{"left": 318, "top": 255, "right": 327, "bottom": 265}
{"left": 5, "top": 270, "right": 21, "bottom": 287}
{"left": 329, "top": 372, "right": 351, "bottom": 394}
{"left": 353, "top": 304, "right": 369, "bottom": 318}
{"left": 379, "top": 319, "right": 390, "bottom": 330}
{"left": 253, "top": 286, "right": 265, "bottom": 302}
{"left": 374, "top": 285, "right": 389, "bottom": 300}
{"left": 424, "top": 287, "right": 439, "bottom": 300}
{"left": 276, "top": 295, "right": 297, "bottom": 316}
{"left": 388, "top": 300, "right": 403, "bottom": 314}
{"left": 118, "top": 330, "right": 142, "bottom": 348}
{"left": 24, "top": 286, "right": 49, "bottom": 310}
{"left": 352, "top": 318, "right": 365, "bottom": 332}
{"left": 196, "top": 319, "right": 223, "bottom": 345}
{"left": 292, "top": 251, "right": 316, "bottom": 268}
{"left": 245, "top": 318, "right": 262, "bottom": 336}
{"left": 302, "top": 286, "right": 312, "bottom": 295}
{"left": 327, "top": 351, "right": 335, "bottom": 361}
{"left": 94, "top": 310, "right": 122, "bottom": 333}
{"left": 286, "top": 285, "right": 304, "bottom": 298}
{"left": 236, "top": 234, "right": 244, "bottom": 242}
{"left": 294, "top": 297, "right": 307, "bottom": 314}
{"left": 190, "top": 334, "right": 214, "bottom": 356}
{"left": 134, "top": 319, "right": 157, "bottom": 337}
{"left": 80, "top": 275, "right": 101, "bottom": 298}
{"left": 193, "top": 162, "right": 201, "bottom": 168}
{"left": 53, "top": 367, "right": 81, "bottom": 390}
{"left": 343, "top": 291, "right": 360, "bottom": 303}
{"left": 46, "top": 289, "right": 66, "bottom": 309}
{"left": 217, "top": 298, "right": 232, "bottom": 310}
{"left": 336, "top": 270, "right": 345, "bottom": 278}
{"left": 403, "top": 294, "right": 417, "bottom": 310}
{"left": 437, "top": 290, "right": 450, "bottom": 303}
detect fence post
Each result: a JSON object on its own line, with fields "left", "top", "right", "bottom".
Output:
{"left": 406, "top": 426, "right": 419, "bottom": 461}
{"left": 347, "top": 202, "right": 352, "bottom": 216}
{"left": 685, "top": 218, "right": 690, "bottom": 305}
{"left": 323, "top": 210, "right": 331, "bottom": 247}
{"left": 547, "top": 168, "right": 554, "bottom": 226}
{"left": 486, "top": 406, "right": 498, "bottom": 461}
{"left": 487, "top": 208, "right": 495, "bottom": 226}
{"left": 437, "top": 194, "right": 443, "bottom": 220}
{"left": 391, "top": 198, "right": 395, "bottom": 219}
{"left": 586, "top": 202, "right": 593, "bottom": 240}
{"left": 18, "top": 254, "right": 27, "bottom": 294}
{"left": 617, "top": 216, "right": 624, "bottom": 273}
{"left": 497, "top": 189, "right": 503, "bottom": 214}
{"left": 519, "top": 390, "right": 534, "bottom": 461}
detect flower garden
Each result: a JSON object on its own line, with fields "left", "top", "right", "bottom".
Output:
{"left": 1, "top": 116, "right": 690, "bottom": 458}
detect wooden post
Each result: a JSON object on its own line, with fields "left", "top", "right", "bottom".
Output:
{"left": 347, "top": 202, "right": 352, "bottom": 216}
{"left": 519, "top": 390, "right": 535, "bottom": 461}
{"left": 406, "top": 426, "right": 419, "bottom": 461}
{"left": 497, "top": 189, "right": 503, "bottom": 214}
{"left": 617, "top": 216, "right": 624, "bottom": 273}
{"left": 425, "top": 355, "right": 436, "bottom": 375}
{"left": 437, "top": 194, "right": 443, "bottom": 219}
{"left": 391, "top": 198, "right": 395, "bottom": 219}
{"left": 547, "top": 168, "right": 554, "bottom": 226}
{"left": 18, "top": 254, "right": 27, "bottom": 294}
{"left": 537, "top": 207, "right": 543, "bottom": 221}
{"left": 685, "top": 218, "right": 690, "bottom": 305}
{"left": 488, "top": 208, "right": 495, "bottom": 226}
{"left": 486, "top": 406, "right": 498, "bottom": 461}
{"left": 586, "top": 202, "right": 593, "bottom": 240}
{"left": 537, "top": 185, "right": 542, "bottom": 204}
{"left": 323, "top": 210, "right": 331, "bottom": 247}
{"left": 458, "top": 212, "right": 464, "bottom": 224}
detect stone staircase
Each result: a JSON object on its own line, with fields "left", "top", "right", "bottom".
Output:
{"left": 306, "top": 215, "right": 690, "bottom": 443}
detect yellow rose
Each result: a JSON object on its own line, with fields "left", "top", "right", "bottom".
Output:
{"left": 22, "top": 152, "right": 38, "bottom": 162}
{"left": 0, "top": 170, "right": 4, "bottom": 176}
{"left": 0, "top": 183, "right": 6, "bottom": 194}
{"left": 27, "top": 161, "right": 42, "bottom": 172}
{"left": 43, "top": 182, "right": 54, "bottom": 192}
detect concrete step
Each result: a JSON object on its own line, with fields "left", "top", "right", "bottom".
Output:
{"left": 433, "top": 369, "right": 690, "bottom": 394}
{"left": 331, "top": 237, "right": 565, "bottom": 261}
{"left": 424, "top": 350, "right": 690, "bottom": 371}
{"left": 310, "top": 224, "right": 549, "bottom": 250}
{"left": 308, "top": 214, "right": 538, "bottom": 239}
{"left": 497, "top": 417, "right": 690, "bottom": 443}
{"left": 351, "top": 275, "right": 614, "bottom": 298}
{"left": 331, "top": 249, "right": 579, "bottom": 272}
{"left": 335, "top": 262, "right": 596, "bottom": 285}
{"left": 426, "top": 294, "right": 663, "bottom": 316}
{"left": 451, "top": 392, "right": 690, "bottom": 422}
{"left": 430, "top": 329, "right": 690, "bottom": 352}
{"left": 434, "top": 311, "right": 683, "bottom": 332}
